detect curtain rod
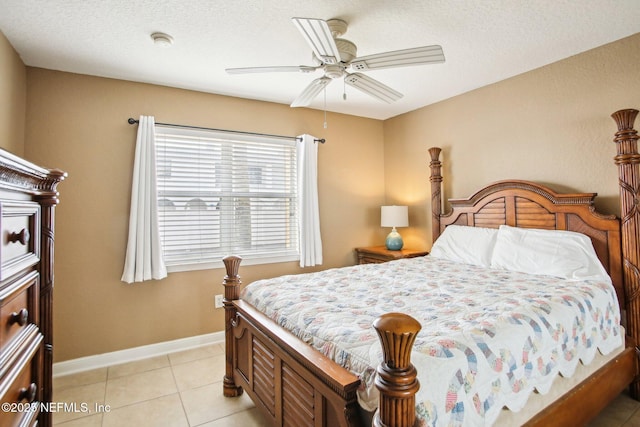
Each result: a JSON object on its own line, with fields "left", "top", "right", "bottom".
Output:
{"left": 127, "top": 118, "right": 325, "bottom": 144}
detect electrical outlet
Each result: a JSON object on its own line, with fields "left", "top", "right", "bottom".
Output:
{"left": 214, "top": 294, "right": 223, "bottom": 309}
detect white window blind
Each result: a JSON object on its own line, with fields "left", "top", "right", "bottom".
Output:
{"left": 154, "top": 125, "right": 299, "bottom": 271}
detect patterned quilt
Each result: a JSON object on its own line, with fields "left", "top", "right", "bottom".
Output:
{"left": 241, "top": 256, "right": 622, "bottom": 426}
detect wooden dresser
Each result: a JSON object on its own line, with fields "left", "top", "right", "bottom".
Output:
{"left": 0, "top": 149, "right": 65, "bottom": 427}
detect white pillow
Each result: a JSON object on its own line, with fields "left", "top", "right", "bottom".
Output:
{"left": 430, "top": 225, "right": 499, "bottom": 267}
{"left": 490, "top": 225, "right": 610, "bottom": 282}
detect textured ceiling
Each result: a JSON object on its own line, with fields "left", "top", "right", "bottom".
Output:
{"left": 1, "top": 0, "right": 639, "bottom": 120}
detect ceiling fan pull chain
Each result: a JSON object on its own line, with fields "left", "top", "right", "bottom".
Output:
{"left": 343, "top": 78, "right": 347, "bottom": 101}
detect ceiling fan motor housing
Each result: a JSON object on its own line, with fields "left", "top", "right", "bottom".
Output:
{"left": 335, "top": 39, "right": 357, "bottom": 63}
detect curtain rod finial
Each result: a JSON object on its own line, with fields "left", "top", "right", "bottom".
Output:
{"left": 128, "top": 118, "right": 138, "bottom": 125}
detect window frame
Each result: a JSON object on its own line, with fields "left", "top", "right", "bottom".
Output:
{"left": 154, "top": 125, "right": 300, "bottom": 272}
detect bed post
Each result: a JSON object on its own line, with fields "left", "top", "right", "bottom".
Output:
{"left": 611, "top": 109, "right": 640, "bottom": 399}
{"left": 373, "top": 313, "right": 421, "bottom": 427}
{"left": 222, "top": 255, "right": 243, "bottom": 397}
{"left": 429, "top": 147, "right": 443, "bottom": 241}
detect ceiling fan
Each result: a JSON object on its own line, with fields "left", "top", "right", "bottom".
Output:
{"left": 226, "top": 17, "right": 445, "bottom": 107}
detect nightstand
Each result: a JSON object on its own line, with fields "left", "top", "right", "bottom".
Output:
{"left": 355, "top": 245, "right": 429, "bottom": 264}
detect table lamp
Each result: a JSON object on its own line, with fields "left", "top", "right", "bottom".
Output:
{"left": 381, "top": 205, "right": 408, "bottom": 250}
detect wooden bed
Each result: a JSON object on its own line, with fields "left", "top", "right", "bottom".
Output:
{"left": 220, "top": 109, "right": 640, "bottom": 427}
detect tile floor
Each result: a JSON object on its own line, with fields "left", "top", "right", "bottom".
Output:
{"left": 52, "top": 343, "right": 640, "bottom": 426}
{"left": 52, "top": 343, "right": 269, "bottom": 426}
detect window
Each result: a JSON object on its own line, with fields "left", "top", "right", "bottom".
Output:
{"left": 154, "top": 125, "right": 299, "bottom": 271}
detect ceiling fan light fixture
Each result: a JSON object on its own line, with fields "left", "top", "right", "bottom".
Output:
{"left": 151, "top": 32, "right": 173, "bottom": 47}
{"left": 324, "top": 64, "right": 344, "bottom": 79}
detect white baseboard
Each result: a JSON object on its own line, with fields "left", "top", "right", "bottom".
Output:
{"left": 53, "top": 331, "right": 224, "bottom": 377}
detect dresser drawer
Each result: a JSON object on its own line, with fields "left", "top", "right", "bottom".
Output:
{"left": 358, "top": 254, "right": 388, "bottom": 264}
{"left": 0, "top": 327, "right": 42, "bottom": 427}
{"left": 0, "top": 202, "right": 40, "bottom": 282}
{"left": 0, "top": 272, "right": 39, "bottom": 354}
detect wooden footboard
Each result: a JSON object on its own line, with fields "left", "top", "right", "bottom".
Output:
{"left": 229, "top": 300, "right": 361, "bottom": 426}
{"left": 222, "top": 256, "right": 422, "bottom": 427}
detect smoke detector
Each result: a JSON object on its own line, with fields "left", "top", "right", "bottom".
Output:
{"left": 151, "top": 32, "right": 173, "bottom": 47}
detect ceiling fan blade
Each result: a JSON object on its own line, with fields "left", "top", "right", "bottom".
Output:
{"left": 226, "top": 65, "right": 317, "bottom": 74}
{"left": 351, "top": 45, "right": 445, "bottom": 71}
{"left": 292, "top": 17, "right": 341, "bottom": 64}
{"left": 291, "top": 77, "right": 332, "bottom": 107}
{"left": 344, "top": 73, "right": 403, "bottom": 103}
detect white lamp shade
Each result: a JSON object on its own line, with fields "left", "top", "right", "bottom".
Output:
{"left": 381, "top": 205, "right": 408, "bottom": 228}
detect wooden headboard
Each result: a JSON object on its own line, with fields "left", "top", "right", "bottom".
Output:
{"left": 427, "top": 111, "right": 640, "bottom": 361}
{"left": 427, "top": 162, "right": 623, "bottom": 305}
{"left": 428, "top": 110, "right": 640, "bottom": 401}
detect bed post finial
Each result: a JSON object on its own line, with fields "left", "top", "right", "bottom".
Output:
{"left": 222, "top": 255, "right": 243, "bottom": 397}
{"left": 429, "top": 147, "right": 443, "bottom": 242}
{"left": 611, "top": 109, "right": 640, "bottom": 399}
{"left": 373, "top": 313, "right": 421, "bottom": 427}
{"left": 612, "top": 109, "right": 639, "bottom": 134}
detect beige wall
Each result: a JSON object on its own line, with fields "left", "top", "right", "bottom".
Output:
{"left": 23, "top": 70, "right": 385, "bottom": 361}
{"left": 0, "top": 31, "right": 26, "bottom": 156}
{"left": 384, "top": 33, "right": 640, "bottom": 251}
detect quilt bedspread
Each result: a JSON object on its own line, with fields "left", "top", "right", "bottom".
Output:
{"left": 241, "top": 256, "right": 622, "bottom": 427}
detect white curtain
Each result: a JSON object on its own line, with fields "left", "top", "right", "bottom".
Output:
{"left": 121, "top": 116, "right": 167, "bottom": 283}
{"left": 297, "top": 134, "right": 323, "bottom": 267}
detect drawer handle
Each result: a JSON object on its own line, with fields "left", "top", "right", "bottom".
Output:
{"left": 18, "top": 383, "right": 37, "bottom": 403}
{"left": 8, "top": 228, "right": 30, "bottom": 246}
{"left": 9, "top": 308, "right": 29, "bottom": 326}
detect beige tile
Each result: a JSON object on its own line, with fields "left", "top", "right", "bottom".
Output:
{"left": 180, "top": 382, "right": 255, "bottom": 426}
{"left": 198, "top": 407, "right": 271, "bottom": 427}
{"left": 52, "top": 382, "right": 106, "bottom": 424}
{"left": 102, "top": 393, "right": 188, "bottom": 427}
{"left": 623, "top": 409, "right": 640, "bottom": 426}
{"left": 607, "top": 392, "right": 640, "bottom": 414}
{"left": 53, "top": 368, "right": 108, "bottom": 392}
{"left": 171, "top": 354, "right": 225, "bottom": 391}
{"left": 589, "top": 417, "right": 627, "bottom": 427}
{"left": 108, "top": 354, "right": 170, "bottom": 379}
{"left": 589, "top": 392, "right": 640, "bottom": 426}
{"left": 168, "top": 343, "right": 224, "bottom": 366}
{"left": 52, "top": 413, "right": 103, "bottom": 426}
{"left": 105, "top": 366, "right": 177, "bottom": 408}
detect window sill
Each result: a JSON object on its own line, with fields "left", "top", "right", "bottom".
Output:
{"left": 166, "top": 254, "right": 300, "bottom": 273}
